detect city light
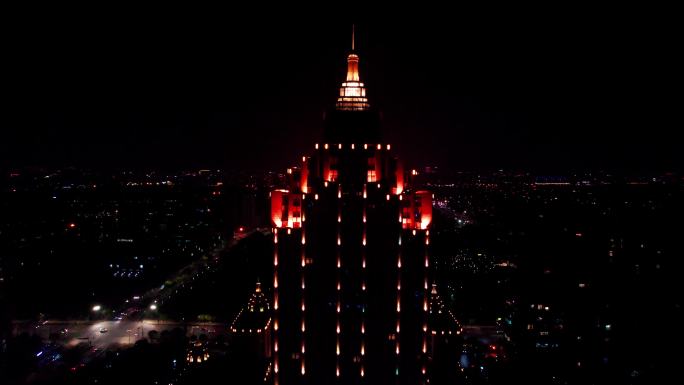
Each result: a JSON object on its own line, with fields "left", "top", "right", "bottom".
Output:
{"left": 2, "top": 22, "right": 670, "bottom": 385}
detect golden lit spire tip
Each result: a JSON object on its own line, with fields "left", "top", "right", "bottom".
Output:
{"left": 336, "top": 25, "right": 369, "bottom": 111}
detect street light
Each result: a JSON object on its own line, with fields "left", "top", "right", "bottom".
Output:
{"left": 149, "top": 304, "right": 159, "bottom": 324}
{"left": 91, "top": 305, "right": 103, "bottom": 321}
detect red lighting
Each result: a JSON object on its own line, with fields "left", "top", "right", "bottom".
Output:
{"left": 400, "top": 191, "right": 433, "bottom": 230}
{"left": 271, "top": 190, "right": 302, "bottom": 228}
{"left": 68, "top": 223, "right": 76, "bottom": 229}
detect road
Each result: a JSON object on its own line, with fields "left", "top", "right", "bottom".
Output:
{"left": 15, "top": 320, "right": 226, "bottom": 350}
{"left": 121, "top": 228, "right": 268, "bottom": 317}
{"left": 11, "top": 229, "right": 270, "bottom": 350}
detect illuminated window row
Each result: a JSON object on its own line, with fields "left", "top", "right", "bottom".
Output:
{"left": 313, "top": 143, "right": 391, "bottom": 151}
{"left": 339, "top": 89, "right": 367, "bottom": 98}
{"left": 340, "top": 81, "right": 365, "bottom": 88}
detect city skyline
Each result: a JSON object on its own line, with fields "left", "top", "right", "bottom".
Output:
{"left": 2, "top": 13, "right": 682, "bottom": 385}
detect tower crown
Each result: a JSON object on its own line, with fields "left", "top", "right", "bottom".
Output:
{"left": 336, "top": 26, "right": 369, "bottom": 111}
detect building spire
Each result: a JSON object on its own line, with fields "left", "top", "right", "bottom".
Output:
{"left": 352, "top": 24, "right": 355, "bottom": 51}
{"left": 336, "top": 25, "right": 370, "bottom": 111}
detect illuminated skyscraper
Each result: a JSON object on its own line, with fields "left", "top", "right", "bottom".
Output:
{"left": 270, "top": 30, "right": 433, "bottom": 385}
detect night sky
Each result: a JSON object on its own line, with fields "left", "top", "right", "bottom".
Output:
{"left": 3, "top": 8, "right": 680, "bottom": 173}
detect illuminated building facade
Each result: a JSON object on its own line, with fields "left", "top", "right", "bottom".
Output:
{"left": 426, "top": 284, "right": 462, "bottom": 384}
{"left": 270, "top": 33, "right": 433, "bottom": 385}
{"left": 230, "top": 282, "right": 273, "bottom": 359}
{"left": 186, "top": 339, "right": 210, "bottom": 364}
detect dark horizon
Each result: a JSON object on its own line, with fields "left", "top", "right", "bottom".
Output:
{"left": 3, "top": 11, "right": 681, "bottom": 174}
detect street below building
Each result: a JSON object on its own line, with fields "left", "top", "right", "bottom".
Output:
{"left": 13, "top": 319, "right": 225, "bottom": 350}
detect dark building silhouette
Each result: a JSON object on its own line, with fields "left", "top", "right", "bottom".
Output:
{"left": 426, "top": 284, "right": 463, "bottom": 384}
{"left": 270, "top": 31, "right": 433, "bottom": 385}
{"left": 230, "top": 281, "right": 273, "bottom": 360}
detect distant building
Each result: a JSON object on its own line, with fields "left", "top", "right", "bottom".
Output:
{"left": 186, "top": 339, "right": 210, "bottom": 364}
{"left": 270, "top": 30, "right": 433, "bottom": 385}
{"left": 230, "top": 282, "right": 272, "bottom": 359}
{"left": 426, "top": 284, "right": 462, "bottom": 384}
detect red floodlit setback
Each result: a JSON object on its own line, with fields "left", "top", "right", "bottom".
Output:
{"left": 271, "top": 190, "right": 302, "bottom": 228}
{"left": 286, "top": 167, "right": 304, "bottom": 193}
{"left": 321, "top": 155, "right": 339, "bottom": 183}
{"left": 300, "top": 158, "right": 309, "bottom": 193}
{"left": 393, "top": 160, "right": 404, "bottom": 194}
{"left": 401, "top": 191, "right": 433, "bottom": 230}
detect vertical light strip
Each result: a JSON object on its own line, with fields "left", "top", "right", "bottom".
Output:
{"left": 422, "top": 231, "right": 430, "bottom": 383}
{"left": 361, "top": 199, "right": 367, "bottom": 379}
{"left": 300, "top": 228, "right": 307, "bottom": 377}
{"left": 336, "top": 194, "right": 342, "bottom": 380}
{"left": 396, "top": 233, "right": 402, "bottom": 378}
{"left": 273, "top": 229, "right": 279, "bottom": 385}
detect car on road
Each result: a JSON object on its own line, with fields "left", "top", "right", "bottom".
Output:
{"left": 99, "top": 328, "right": 108, "bottom": 333}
